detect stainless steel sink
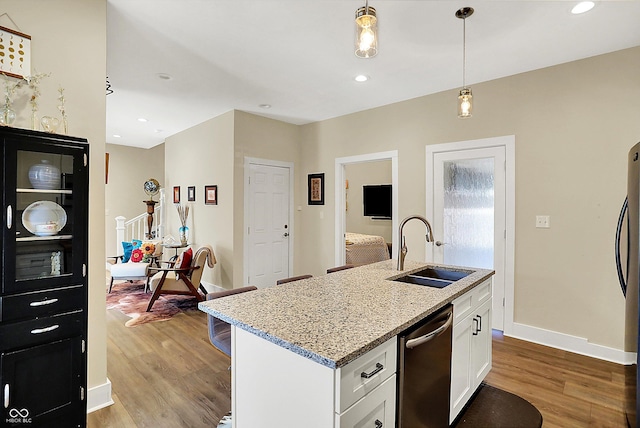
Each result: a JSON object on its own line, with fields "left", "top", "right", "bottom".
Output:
{"left": 393, "top": 267, "right": 470, "bottom": 289}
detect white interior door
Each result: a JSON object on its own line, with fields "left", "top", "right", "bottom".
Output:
{"left": 428, "top": 145, "right": 507, "bottom": 331}
{"left": 247, "top": 163, "right": 291, "bottom": 288}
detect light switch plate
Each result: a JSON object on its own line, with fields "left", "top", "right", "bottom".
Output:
{"left": 536, "top": 215, "right": 550, "bottom": 228}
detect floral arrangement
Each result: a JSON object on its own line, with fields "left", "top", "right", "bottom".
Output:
{"left": 25, "top": 71, "right": 50, "bottom": 129}
{"left": 57, "top": 86, "right": 68, "bottom": 134}
{"left": 0, "top": 73, "right": 24, "bottom": 125}
{"left": 176, "top": 204, "right": 189, "bottom": 228}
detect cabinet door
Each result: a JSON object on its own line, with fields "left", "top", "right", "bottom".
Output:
{"left": 450, "top": 314, "right": 473, "bottom": 422}
{"left": 1, "top": 336, "right": 86, "bottom": 427}
{"left": 471, "top": 299, "right": 492, "bottom": 387}
{"left": 2, "top": 132, "right": 88, "bottom": 294}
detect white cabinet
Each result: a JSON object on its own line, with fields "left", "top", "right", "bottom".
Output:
{"left": 233, "top": 327, "right": 396, "bottom": 428}
{"left": 450, "top": 279, "right": 492, "bottom": 423}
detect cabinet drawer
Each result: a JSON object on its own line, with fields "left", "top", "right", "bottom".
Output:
{"left": 452, "top": 279, "right": 492, "bottom": 324}
{"left": 336, "top": 374, "right": 396, "bottom": 428}
{"left": 0, "top": 285, "right": 84, "bottom": 322}
{"left": 335, "top": 336, "right": 397, "bottom": 413}
{"left": 0, "top": 311, "right": 84, "bottom": 351}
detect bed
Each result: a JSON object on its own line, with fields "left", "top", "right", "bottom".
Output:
{"left": 345, "top": 232, "right": 390, "bottom": 266}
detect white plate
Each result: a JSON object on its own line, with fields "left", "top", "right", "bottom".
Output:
{"left": 22, "top": 201, "right": 68, "bottom": 236}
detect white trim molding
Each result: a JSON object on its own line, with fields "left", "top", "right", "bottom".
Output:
{"left": 508, "top": 323, "right": 630, "bottom": 365}
{"left": 87, "top": 378, "right": 114, "bottom": 413}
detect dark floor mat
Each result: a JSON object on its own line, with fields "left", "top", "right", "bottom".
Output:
{"left": 453, "top": 383, "right": 543, "bottom": 428}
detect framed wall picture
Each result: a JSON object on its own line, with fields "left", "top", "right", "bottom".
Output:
{"left": 205, "top": 185, "right": 218, "bottom": 205}
{"left": 173, "top": 186, "right": 180, "bottom": 203}
{"left": 0, "top": 26, "right": 31, "bottom": 79}
{"left": 188, "top": 186, "right": 196, "bottom": 202}
{"left": 308, "top": 173, "right": 324, "bottom": 205}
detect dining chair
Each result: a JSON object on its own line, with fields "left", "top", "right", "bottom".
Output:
{"left": 276, "top": 274, "right": 312, "bottom": 285}
{"left": 326, "top": 264, "right": 355, "bottom": 274}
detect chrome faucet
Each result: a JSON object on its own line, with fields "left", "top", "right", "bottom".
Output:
{"left": 397, "top": 215, "right": 435, "bottom": 270}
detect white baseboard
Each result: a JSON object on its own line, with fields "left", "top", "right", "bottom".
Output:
{"left": 507, "top": 322, "right": 633, "bottom": 365}
{"left": 87, "top": 378, "right": 114, "bottom": 413}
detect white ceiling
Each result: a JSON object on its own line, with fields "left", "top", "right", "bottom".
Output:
{"left": 106, "top": 0, "right": 640, "bottom": 149}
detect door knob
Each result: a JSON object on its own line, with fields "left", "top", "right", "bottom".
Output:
{"left": 435, "top": 240, "right": 446, "bottom": 246}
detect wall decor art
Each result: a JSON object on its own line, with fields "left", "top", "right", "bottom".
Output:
{"left": 308, "top": 173, "right": 324, "bottom": 205}
{"left": 173, "top": 186, "right": 180, "bottom": 204}
{"left": 188, "top": 186, "right": 195, "bottom": 202}
{"left": 0, "top": 26, "right": 31, "bottom": 79}
{"left": 205, "top": 185, "right": 217, "bottom": 205}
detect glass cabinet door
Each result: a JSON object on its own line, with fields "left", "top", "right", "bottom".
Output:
{"left": 3, "top": 138, "right": 87, "bottom": 294}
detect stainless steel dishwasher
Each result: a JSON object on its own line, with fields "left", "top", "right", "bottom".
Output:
{"left": 397, "top": 304, "right": 453, "bottom": 427}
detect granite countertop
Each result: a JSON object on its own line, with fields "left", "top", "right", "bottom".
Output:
{"left": 198, "top": 259, "right": 494, "bottom": 369}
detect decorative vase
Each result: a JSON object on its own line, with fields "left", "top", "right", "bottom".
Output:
{"left": 31, "top": 111, "right": 39, "bottom": 131}
{"left": 179, "top": 226, "right": 189, "bottom": 246}
{"left": 29, "top": 160, "right": 61, "bottom": 190}
{"left": 0, "top": 107, "right": 16, "bottom": 126}
{"left": 41, "top": 116, "right": 60, "bottom": 133}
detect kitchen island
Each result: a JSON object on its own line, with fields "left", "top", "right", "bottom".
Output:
{"left": 199, "top": 259, "right": 494, "bottom": 427}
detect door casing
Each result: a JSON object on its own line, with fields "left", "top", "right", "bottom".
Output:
{"left": 426, "top": 136, "right": 515, "bottom": 334}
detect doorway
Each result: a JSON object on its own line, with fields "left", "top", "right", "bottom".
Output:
{"left": 426, "top": 136, "right": 515, "bottom": 332}
{"left": 244, "top": 158, "right": 294, "bottom": 288}
{"left": 335, "top": 151, "right": 399, "bottom": 266}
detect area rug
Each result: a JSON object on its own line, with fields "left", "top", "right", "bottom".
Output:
{"left": 453, "top": 383, "right": 543, "bottom": 427}
{"left": 106, "top": 280, "right": 202, "bottom": 327}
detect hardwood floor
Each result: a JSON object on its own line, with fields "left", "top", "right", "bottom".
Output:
{"left": 89, "top": 309, "right": 627, "bottom": 427}
{"left": 87, "top": 308, "right": 232, "bottom": 427}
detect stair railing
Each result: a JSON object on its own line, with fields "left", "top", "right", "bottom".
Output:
{"left": 114, "top": 189, "right": 165, "bottom": 255}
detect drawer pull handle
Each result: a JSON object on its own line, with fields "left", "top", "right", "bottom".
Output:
{"left": 473, "top": 318, "right": 479, "bottom": 335}
{"left": 6, "top": 205, "right": 12, "bottom": 230}
{"left": 30, "top": 298, "right": 59, "bottom": 307}
{"left": 361, "top": 363, "right": 384, "bottom": 379}
{"left": 477, "top": 314, "right": 482, "bottom": 332}
{"left": 3, "top": 384, "right": 8, "bottom": 408}
{"left": 30, "top": 324, "right": 59, "bottom": 334}
{"left": 375, "top": 420, "right": 383, "bottom": 428}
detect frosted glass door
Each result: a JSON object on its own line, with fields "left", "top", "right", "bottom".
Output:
{"left": 431, "top": 145, "right": 506, "bottom": 330}
{"left": 441, "top": 157, "right": 494, "bottom": 269}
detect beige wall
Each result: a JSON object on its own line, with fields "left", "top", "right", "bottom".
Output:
{"left": 296, "top": 46, "right": 640, "bottom": 350}
{"left": 164, "top": 110, "right": 300, "bottom": 288}
{"left": 163, "top": 112, "right": 235, "bottom": 288}
{"left": 345, "top": 160, "right": 393, "bottom": 243}
{"left": 233, "top": 111, "right": 300, "bottom": 285}
{"left": 4, "top": 0, "right": 108, "bottom": 392}
{"left": 105, "top": 143, "right": 164, "bottom": 256}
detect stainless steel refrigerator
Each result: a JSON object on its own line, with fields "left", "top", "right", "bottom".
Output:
{"left": 616, "top": 141, "right": 640, "bottom": 428}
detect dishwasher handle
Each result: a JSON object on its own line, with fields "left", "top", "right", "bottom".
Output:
{"left": 405, "top": 312, "right": 453, "bottom": 349}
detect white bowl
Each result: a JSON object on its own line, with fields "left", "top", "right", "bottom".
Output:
{"left": 35, "top": 223, "right": 58, "bottom": 234}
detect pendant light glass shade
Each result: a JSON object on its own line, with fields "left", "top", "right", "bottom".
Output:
{"left": 458, "top": 88, "right": 473, "bottom": 118}
{"left": 456, "top": 7, "right": 474, "bottom": 118}
{"left": 355, "top": 3, "right": 378, "bottom": 58}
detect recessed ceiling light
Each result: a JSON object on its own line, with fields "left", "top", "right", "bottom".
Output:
{"left": 259, "top": 104, "right": 271, "bottom": 109}
{"left": 113, "top": 134, "right": 121, "bottom": 138}
{"left": 157, "top": 73, "right": 173, "bottom": 80}
{"left": 355, "top": 75, "right": 369, "bottom": 82}
{"left": 571, "top": 1, "right": 594, "bottom": 14}
{"left": 138, "top": 118, "right": 148, "bottom": 122}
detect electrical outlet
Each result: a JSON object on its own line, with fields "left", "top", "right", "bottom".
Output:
{"left": 536, "top": 215, "right": 550, "bottom": 228}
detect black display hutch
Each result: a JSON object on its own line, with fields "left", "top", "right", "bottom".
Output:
{"left": 0, "top": 127, "right": 88, "bottom": 427}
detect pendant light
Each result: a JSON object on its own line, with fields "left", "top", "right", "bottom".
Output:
{"left": 355, "top": 0, "right": 378, "bottom": 58}
{"left": 456, "top": 7, "right": 474, "bottom": 118}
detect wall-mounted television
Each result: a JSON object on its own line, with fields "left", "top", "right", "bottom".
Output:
{"left": 363, "top": 184, "right": 392, "bottom": 219}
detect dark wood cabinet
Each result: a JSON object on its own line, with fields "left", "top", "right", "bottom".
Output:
{"left": 0, "top": 127, "right": 88, "bottom": 427}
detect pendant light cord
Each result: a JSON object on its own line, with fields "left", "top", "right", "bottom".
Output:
{"left": 462, "top": 17, "right": 466, "bottom": 89}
